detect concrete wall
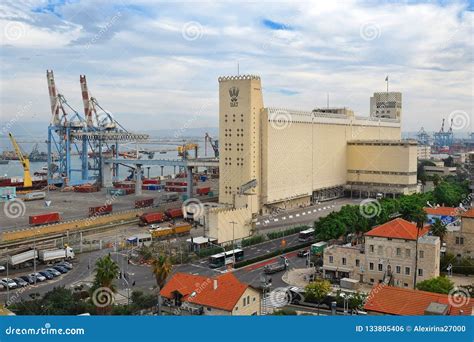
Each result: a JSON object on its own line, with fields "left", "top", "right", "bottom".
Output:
{"left": 207, "top": 206, "right": 253, "bottom": 243}
{"left": 445, "top": 216, "right": 474, "bottom": 258}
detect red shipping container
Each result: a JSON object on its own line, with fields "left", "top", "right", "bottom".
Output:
{"left": 88, "top": 204, "right": 112, "bottom": 217}
{"left": 197, "top": 187, "right": 211, "bottom": 195}
{"left": 143, "top": 179, "right": 160, "bottom": 185}
{"left": 165, "top": 208, "right": 183, "bottom": 219}
{"left": 139, "top": 212, "right": 165, "bottom": 226}
{"left": 29, "top": 212, "right": 61, "bottom": 226}
{"left": 135, "top": 198, "right": 154, "bottom": 209}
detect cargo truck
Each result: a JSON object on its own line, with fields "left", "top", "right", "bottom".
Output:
{"left": 88, "top": 204, "right": 112, "bottom": 217}
{"left": 139, "top": 212, "right": 166, "bottom": 226}
{"left": 165, "top": 207, "right": 183, "bottom": 219}
{"left": 29, "top": 212, "right": 61, "bottom": 226}
{"left": 162, "top": 192, "right": 179, "bottom": 202}
{"left": 7, "top": 250, "right": 38, "bottom": 267}
{"left": 38, "top": 247, "right": 75, "bottom": 263}
{"left": 311, "top": 241, "right": 328, "bottom": 256}
{"left": 264, "top": 256, "right": 289, "bottom": 274}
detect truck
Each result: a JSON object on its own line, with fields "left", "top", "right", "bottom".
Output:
{"left": 8, "top": 250, "right": 38, "bottom": 267}
{"left": 38, "top": 247, "right": 75, "bottom": 263}
{"left": 88, "top": 204, "right": 112, "bottom": 217}
{"left": 139, "top": 212, "right": 165, "bottom": 226}
{"left": 165, "top": 207, "right": 183, "bottom": 219}
{"left": 29, "top": 212, "right": 61, "bottom": 226}
{"left": 149, "top": 222, "right": 192, "bottom": 239}
{"left": 311, "top": 241, "right": 328, "bottom": 256}
{"left": 162, "top": 192, "right": 179, "bottom": 202}
{"left": 264, "top": 256, "right": 289, "bottom": 274}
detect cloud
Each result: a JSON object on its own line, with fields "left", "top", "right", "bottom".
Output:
{"left": 0, "top": 0, "right": 472, "bottom": 134}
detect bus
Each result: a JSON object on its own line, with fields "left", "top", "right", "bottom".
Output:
{"left": 298, "top": 228, "right": 315, "bottom": 242}
{"left": 126, "top": 233, "right": 152, "bottom": 247}
{"left": 209, "top": 249, "right": 244, "bottom": 268}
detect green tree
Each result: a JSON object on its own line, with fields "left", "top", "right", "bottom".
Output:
{"left": 92, "top": 254, "right": 120, "bottom": 314}
{"left": 430, "top": 218, "right": 447, "bottom": 243}
{"left": 416, "top": 276, "right": 454, "bottom": 294}
{"left": 151, "top": 254, "right": 173, "bottom": 289}
{"left": 304, "top": 279, "right": 331, "bottom": 315}
{"left": 433, "top": 181, "right": 467, "bottom": 206}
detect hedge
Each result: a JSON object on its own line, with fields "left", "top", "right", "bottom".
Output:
{"left": 267, "top": 225, "right": 308, "bottom": 240}
{"left": 241, "top": 235, "right": 265, "bottom": 247}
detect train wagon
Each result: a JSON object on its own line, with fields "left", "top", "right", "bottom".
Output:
{"left": 173, "top": 222, "right": 192, "bottom": 235}
{"left": 135, "top": 198, "right": 154, "bottom": 209}
{"left": 165, "top": 208, "right": 183, "bottom": 219}
{"left": 196, "top": 187, "right": 211, "bottom": 196}
{"left": 149, "top": 223, "right": 192, "bottom": 239}
{"left": 88, "top": 204, "right": 113, "bottom": 217}
{"left": 139, "top": 212, "right": 166, "bottom": 226}
{"left": 29, "top": 212, "right": 61, "bottom": 226}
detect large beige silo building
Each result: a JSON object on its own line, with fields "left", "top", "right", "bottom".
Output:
{"left": 207, "top": 75, "right": 418, "bottom": 243}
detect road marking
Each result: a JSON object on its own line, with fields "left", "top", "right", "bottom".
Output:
{"left": 307, "top": 211, "right": 311, "bottom": 214}
{"left": 256, "top": 222, "right": 261, "bottom": 225}
{"left": 302, "top": 212, "right": 306, "bottom": 216}
{"left": 274, "top": 218, "right": 279, "bottom": 222}
{"left": 264, "top": 220, "right": 270, "bottom": 224}
{"left": 289, "top": 215, "right": 293, "bottom": 218}
{"left": 313, "top": 209, "right": 317, "bottom": 212}
{"left": 295, "top": 214, "right": 300, "bottom": 217}
{"left": 282, "top": 217, "right": 286, "bottom": 220}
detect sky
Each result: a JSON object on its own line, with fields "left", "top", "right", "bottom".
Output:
{"left": 0, "top": 0, "right": 473, "bottom": 135}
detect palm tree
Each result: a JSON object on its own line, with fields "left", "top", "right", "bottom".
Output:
{"left": 413, "top": 209, "right": 427, "bottom": 289}
{"left": 151, "top": 254, "right": 172, "bottom": 289}
{"left": 94, "top": 254, "right": 120, "bottom": 290}
{"left": 430, "top": 218, "right": 447, "bottom": 243}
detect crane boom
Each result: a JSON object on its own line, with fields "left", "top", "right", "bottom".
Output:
{"left": 8, "top": 132, "right": 32, "bottom": 187}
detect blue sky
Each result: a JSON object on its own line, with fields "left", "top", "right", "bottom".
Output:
{"left": 0, "top": 0, "right": 472, "bottom": 133}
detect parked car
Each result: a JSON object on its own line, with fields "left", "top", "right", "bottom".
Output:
{"left": 46, "top": 268, "right": 61, "bottom": 277}
{"left": 0, "top": 265, "right": 5, "bottom": 272}
{"left": 56, "top": 261, "right": 73, "bottom": 270}
{"left": 30, "top": 273, "right": 46, "bottom": 282}
{"left": 39, "top": 271, "right": 54, "bottom": 280}
{"left": 297, "top": 249, "right": 310, "bottom": 258}
{"left": 19, "top": 275, "right": 35, "bottom": 285}
{"left": 13, "top": 277, "right": 28, "bottom": 287}
{"left": 52, "top": 266, "right": 68, "bottom": 274}
{"left": 0, "top": 278, "right": 18, "bottom": 289}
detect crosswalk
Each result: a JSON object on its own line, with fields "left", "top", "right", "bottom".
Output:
{"left": 255, "top": 205, "right": 336, "bottom": 226}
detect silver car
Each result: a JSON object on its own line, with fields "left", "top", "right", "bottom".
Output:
{"left": 0, "top": 278, "right": 18, "bottom": 289}
{"left": 46, "top": 268, "right": 61, "bottom": 277}
{"left": 30, "top": 273, "right": 46, "bottom": 282}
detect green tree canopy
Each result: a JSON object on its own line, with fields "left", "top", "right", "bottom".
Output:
{"left": 416, "top": 276, "right": 454, "bottom": 294}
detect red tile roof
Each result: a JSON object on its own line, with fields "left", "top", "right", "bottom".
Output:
{"left": 364, "top": 218, "right": 429, "bottom": 240}
{"left": 424, "top": 207, "right": 458, "bottom": 216}
{"left": 160, "top": 272, "right": 249, "bottom": 311}
{"left": 462, "top": 208, "right": 474, "bottom": 218}
{"left": 364, "top": 285, "right": 473, "bottom": 316}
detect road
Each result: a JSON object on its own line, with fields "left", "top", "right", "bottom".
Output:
{"left": 0, "top": 197, "right": 356, "bottom": 305}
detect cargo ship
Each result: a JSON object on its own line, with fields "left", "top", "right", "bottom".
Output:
{"left": 0, "top": 175, "right": 48, "bottom": 191}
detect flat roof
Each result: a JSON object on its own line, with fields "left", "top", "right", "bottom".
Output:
{"left": 186, "top": 236, "right": 217, "bottom": 244}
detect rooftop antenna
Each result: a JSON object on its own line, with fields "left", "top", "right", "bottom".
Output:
{"left": 327, "top": 93, "right": 329, "bottom": 109}
{"left": 385, "top": 75, "right": 389, "bottom": 93}
{"left": 237, "top": 62, "right": 240, "bottom": 76}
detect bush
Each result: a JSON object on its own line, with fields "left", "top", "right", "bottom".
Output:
{"left": 195, "top": 246, "right": 223, "bottom": 258}
{"left": 267, "top": 226, "right": 308, "bottom": 240}
{"left": 241, "top": 235, "right": 265, "bottom": 247}
{"left": 272, "top": 308, "right": 297, "bottom": 315}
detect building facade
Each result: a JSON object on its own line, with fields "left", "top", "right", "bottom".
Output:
{"left": 445, "top": 208, "right": 474, "bottom": 258}
{"left": 417, "top": 145, "right": 431, "bottom": 160}
{"left": 323, "top": 218, "right": 440, "bottom": 289}
{"left": 370, "top": 91, "right": 402, "bottom": 120}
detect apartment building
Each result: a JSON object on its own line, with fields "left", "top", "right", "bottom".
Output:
{"left": 323, "top": 218, "right": 440, "bottom": 289}
{"left": 445, "top": 208, "right": 474, "bottom": 258}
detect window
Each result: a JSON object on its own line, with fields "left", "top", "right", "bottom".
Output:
{"left": 405, "top": 267, "right": 410, "bottom": 275}
{"left": 369, "top": 262, "right": 374, "bottom": 270}
{"left": 370, "top": 278, "right": 374, "bottom": 283}
{"left": 419, "top": 250, "right": 424, "bottom": 258}
{"left": 342, "top": 258, "right": 347, "bottom": 266}
{"left": 369, "top": 245, "right": 374, "bottom": 253}
{"left": 405, "top": 249, "right": 411, "bottom": 258}
{"left": 378, "top": 264, "right": 383, "bottom": 272}
{"left": 456, "top": 237, "right": 465, "bottom": 245}
{"left": 418, "top": 269, "right": 423, "bottom": 276}
{"left": 404, "top": 283, "right": 408, "bottom": 287}
{"left": 329, "top": 256, "right": 334, "bottom": 263}
{"left": 396, "top": 248, "right": 401, "bottom": 256}
{"left": 378, "top": 246, "right": 383, "bottom": 255}
{"left": 356, "top": 259, "right": 360, "bottom": 267}
{"left": 396, "top": 266, "right": 401, "bottom": 274}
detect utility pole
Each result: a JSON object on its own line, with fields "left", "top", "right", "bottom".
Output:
{"left": 229, "top": 221, "right": 237, "bottom": 263}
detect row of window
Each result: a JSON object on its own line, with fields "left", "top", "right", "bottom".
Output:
{"left": 456, "top": 237, "right": 465, "bottom": 245}
{"left": 368, "top": 262, "right": 424, "bottom": 277}
{"left": 368, "top": 245, "right": 424, "bottom": 259}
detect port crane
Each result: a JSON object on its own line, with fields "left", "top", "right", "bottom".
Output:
{"left": 8, "top": 132, "right": 32, "bottom": 187}
{"left": 178, "top": 143, "right": 198, "bottom": 159}
{"left": 204, "top": 133, "right": 219, "bottom": 157}
{"left": 433, "top": 118, "right": 454, "bottom": 148}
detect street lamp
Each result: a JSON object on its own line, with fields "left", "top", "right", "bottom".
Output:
{"left": 229, "top": 221, "right": 237, "bottom": 264}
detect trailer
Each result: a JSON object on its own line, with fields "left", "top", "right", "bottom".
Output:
{"left": 311, "top": 241, "right": 328, "bottom": 255}
{"left": 23, "top": 191, "right": 46, "bottom": 201}
{"left": 135, "top": 198, "right": 154, "bottom": 209}
{"left": 162, "top": 192, "right": 179, "bottom": 202}
{"left": 165, "top": 207, "right": 183, "bottom": 219}
{"left": 264, "top": 256, "right": 289, "bottom": 274}
{"left": 149, "top": 223, "right": 192, "bottom": 239}
{"left": 139, "top": 212, "right": 165, "bottom": 226}
{"left": 7, "top": 250, "right": 38, "bottom": 267}
{"left": 88, "top": 204, "right": 112, "bottom": 217}
{"left": 196, "top": 187, "right": 211, "bottom": 196}
{"left": 29, "top": 212, "right": 60, "bottom": 226}
{"left": 38, "top": 247, "right": 75, "bottom": 263}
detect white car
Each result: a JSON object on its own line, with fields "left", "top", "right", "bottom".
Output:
{"left": 30, "top": 273, "right": 46, "bottom": 282}
{"left": 0, "top": 278, "right": 18, "bottom": 289}
{"left": 0, "top": 266, "right": 5, "bottom": 272}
